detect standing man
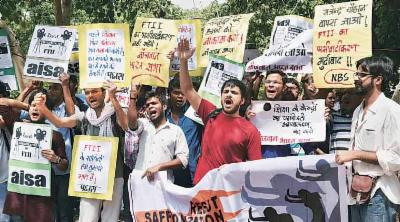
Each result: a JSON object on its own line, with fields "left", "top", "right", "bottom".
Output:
{"left": 336, "top": 56, "right": 400, "bottom": 221}
{"left": 126, "top": 90, "right": 189, "bottom": 182}
{"left": 177, "top": 39, "right": 261, "bottom": 185}
{"left": 166, "top": 77, "right": 202, "bottom": 187}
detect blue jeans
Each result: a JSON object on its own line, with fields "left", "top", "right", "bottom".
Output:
{"left": 350, "top": 189, "right": 399, "bottom": 222}
{"left": 0, "top": 182, "right": 10, "bottom": 222}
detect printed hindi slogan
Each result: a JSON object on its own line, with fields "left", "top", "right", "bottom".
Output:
{"left": 24, "top": 25, "right": 76, "bottom": 83}
{"left": 200, "top": 13, "right": 254, "bottom": 67}
{"left": 313, "top": 0, "right": 372, "bottom": 88}
{"left": 69, "top": 135, "right": 118, "bottom": 200}
{"left": 185, "top": 54, "right": 245, "bottom": 124}
{"left": 250, "top": 100, "right": 326, "bottom": 145}
{"left": 130, "top": 18, "right": 178, "bottom": 87}
{"left": 7, "top": 122, "right": 52, "bottom": 196}
{"left": 246, "top": 15, "right": 313, "bottom": 73}
{"left": 171, "top": 19, "right": 202, "bottom": 76}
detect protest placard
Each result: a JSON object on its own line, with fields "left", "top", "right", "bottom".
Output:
{"left": 246, "top": 15, "right": 313, "bottom": 73}
{"left": 250, "top": 100, "right": 326, "bottom": 145}
{"left": 115, "top": 87, "right": 130, "bottom": 108}
{"left": 69, "top": 135, "right": 118, "bottom": 200}
{"left": 185, "top": 54, "right": 245, "bottom": 124}
{"left": 79, "top": 23, "right": 131, "bottom": 88}
{"left": 171, "top": 19, "right": 202, "bottom": 76}
{"left": 200, "top": 13, "right": 254, "bottom": 67}
{"left": 313, "top": 0, "right": 372, "bottom": 88}
{"left": 129, "top": 154, "right": 348, "bottom": 222}
{"left": 7, "top": 122, "right": 52, "bottom": 196}
{"left": 130, "top": 18, "right": 178, "bottom": 87}
{"left": 0, "top": 35, "right": 13, "bottom": 69}
{"left": 23, "top": 25, "right": 76, "bottom": 83}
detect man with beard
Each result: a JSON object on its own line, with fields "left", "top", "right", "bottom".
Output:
{"left": 34, "top": 83, "right": 125, "bottom": 222}
{"left": 177, "top": 39, "right": 261, "bottom": 185}
{"left": 166, "top": 77, "right": 202, "bottom": 187}
{"left": 126, "top": 90, "right": 189, "bottom": 182}
{"left": 336, "top": 56, "right": 400, "bottom": 222}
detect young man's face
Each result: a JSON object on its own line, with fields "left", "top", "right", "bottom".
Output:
{"left": 354, "top": 66, "right": 374, "bottom": 96}
{"left": 303, "top": 76, "right": 319, "bottom": 99}
{"left": 264, "top": 73, "right": 285, "bottom": 101}
{"left": 221, "top": 85, "right": 244, "bottom": 115}
{"left": 84, "top": 88, "right": 105, "bottom": 109}
{"left": 47, "top": 83, "right": 63, "bottom": 106}
{"left": 29, "top": 100, "right": 45, "bottom": 122}
{"left": 169, "top": 88, "right": 186, "bottom": 108}
{"left": 145, "top": 97, "right": 165, "bottom": 122}
{"left": 286, "top": 82, "right": 300, "bottom": 99}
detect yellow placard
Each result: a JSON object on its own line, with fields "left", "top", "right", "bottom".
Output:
{"left": 313, "top": 0, "right": 372, "bottom": 88}
{"left": 78, "top": 23, "right": 131, "bottom": 88}
{"left": 199, "top": 13, "right": 254, "bottom": 67}
{"left": 130, "top": 18, "right": 178, "bottom": 87}
{"left": 170, "top": 19, "right": 203, "bottom": 77}
{"left": 69, "top": 135, "right": 119, "bottom": 200}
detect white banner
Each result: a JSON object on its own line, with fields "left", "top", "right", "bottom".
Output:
{"left": 129, "top": 155, "right": 348, "bottom": 222}
{"left": 9, "top": 122, "right": 53, "bottom": 164}
{"left": 246, "top": 15, "right": 313, "bottom": 73}
{"left": 24, "top": 25, "right": 76, "bottom": 82}
{"left": 250, "top": 100, "right": 326, "bottom": 145}
{"left": 0, "top": 36, "right": 13, "bottom": 69}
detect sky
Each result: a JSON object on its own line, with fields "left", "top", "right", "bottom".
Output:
{"left": 170, "top": 0, "right": 227, "bottom": 10}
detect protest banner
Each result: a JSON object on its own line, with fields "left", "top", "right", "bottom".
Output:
{"left": 313, "top": 0, "right": 372, "bottom": 88}
{"left": 115, "top": 87, "right": 130, "bottom": 108}
{"left": 23, "top": 25, "right": 76, "bottom": 83}
{"left": 7, "top": 122, "right": 52, "bottom": 196}
{"left": 184, "top": 54, "right": 245, "bottom": 124}
{"left": 200, "top": 13, "right": 254, "bottom": 67}
{"left": 69, "top": 135, "right": 118, "bottom": 200}
{"left": 170, "top": 19, "right": 202, "bottom": 77}
{"left": 68, "top": 52, "right": 79, "bottom": 76}
{"left": 130, "top": 17, "right": 178, "bottom": 87}
{"left": 0, "top": 30, "right": 19, "bottom": 91}
{"left": 246, "top": 15, "right": 313, "bottom": 73}
{"left": 129, "top": 154, "right": 348, "bottom": 222}
{"left": 250, "top": 99, "right": 326, "bottom": 145}
{"left": 79, "top": 23, "right": 131, "bottom": 88}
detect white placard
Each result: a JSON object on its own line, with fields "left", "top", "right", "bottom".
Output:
{"left": 0, "top": 36, "right": 13, "bottom": 69}
{"left": 250, "top": 100, "right": 326, "bottom": 145}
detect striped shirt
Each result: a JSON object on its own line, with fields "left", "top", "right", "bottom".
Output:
{"left": 329, "top": 112, "right": 352, "bottom": 153}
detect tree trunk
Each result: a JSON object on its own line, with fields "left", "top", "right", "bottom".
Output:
{"left": 54, "top": 0, "right": 72, "bottom": 26}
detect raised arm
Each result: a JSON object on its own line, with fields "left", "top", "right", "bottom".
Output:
{"left": 106, "top": 81, "right": 128, "bottom": 131}
{"left": 59, "top": 73, "right": 75, "bottom": 115}
{"left": 0, "top": 98, "right": 29, "bottom": 110}
{"left": 178, "top": 39, "right": 202, "bottom": 112}
{"left": 34, "top": 94, "right": 78, "bottom": 128}
{"left": 127, "top": 84, "right": 140, "bottom": 130}
{"left": 16, "top": 80, "right": 42, "bottom": 102}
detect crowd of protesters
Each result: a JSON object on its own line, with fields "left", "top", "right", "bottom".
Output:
{"left": 0, "top": 38, "right": 399, "bottom": 222}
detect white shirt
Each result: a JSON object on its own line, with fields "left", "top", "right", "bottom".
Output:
{"left": 351, "top": 93, "right": 400, "bottom": 204}
{"left": 131, "top": 118, "right": 189, "bottom": 182}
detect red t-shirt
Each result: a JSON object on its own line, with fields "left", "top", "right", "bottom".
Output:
{"left": 193, "top": 99, "right": 261, "bottom": 184}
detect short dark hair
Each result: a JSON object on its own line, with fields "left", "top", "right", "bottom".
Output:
{"left": 28, "top": 89, "right": 52, "bottom": 109}
{"left": 221, "top": 79, "right": 247, "bottom": 99}
{"left": 144, "top": 91, "right": 166, "bottom": 106}
{"left": 286, "top": 78, "right": 300, "bottom": 90}
{"left": 168, "top": 76, "right": 180, "bottom": 94}
{"left": 265, "top": 69, "right": 288, "bottom": 84}
{"left": 0, "top": 81, "right": 10, "bottom": 98}
{"left": 356, "top": 56, "right": 398, "bottom": 89}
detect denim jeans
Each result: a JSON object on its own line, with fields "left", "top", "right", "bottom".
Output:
{"left": 0, "top": 182, "right": 10, "bottom": 222}
{"left": 350, "top": 189, "right": 399, "bottom": 222}
{"left": 53, "top": 175, "right": 73, "bottom": 222}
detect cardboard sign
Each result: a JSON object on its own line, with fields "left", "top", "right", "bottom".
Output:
{"left": 0, "top": 35, "right": 13, "bottom": 69}
{"left": 199, "top": 13, "right": 254, "bottom": 67}
{"left": 129, "top": 155, "right": 348, "bottom": 222}
{"left": 23, "top": 25, "right": 76, "bottom": 82}
{"left": 130, "top": 18, "right": 178, "bottom": 87}
{"left": 250, "top": 100, "right": 326, "bottom": 145}
{"left": 69, "top": 135, "right": 118, "bottom": 200}
{"left": 171, "top": 19, "right": 202, "bottom": 76}
{"left": 246, "top": 15, "right": 313, "bottom": 73}
{"left": 185, "top": 54, "right": 245, "bottom": 124}
{"left": 313, "top": 0, "right": 372, "bottom": 88}
{"left": 79, "top": 23, "right": 131, "bottom": 88}
{"left": 7, "top": 122, "right": 53, "bottom": 196}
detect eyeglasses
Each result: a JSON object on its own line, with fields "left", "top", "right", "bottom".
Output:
{"left": 354, "top": 72, "right": 373, "bottom": 78}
